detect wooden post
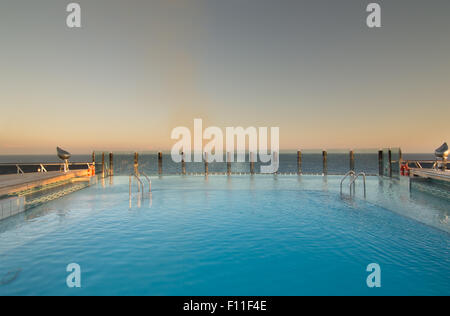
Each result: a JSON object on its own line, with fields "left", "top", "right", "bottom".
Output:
{"left": 134, "top": 152, "right": 139, "bottom": 175}
{"left": 388, "top": 149, "right": 392, "bottom": 178}
{"left": 204, "top": 152, "right": 209, "bottom": 175}
{"left": 102, "top": 152, "right": 105, "bottom": 177}
{"left": 250, "top": 152, "right": 255, "bottom": 175}
{"left": 227, "top": 152, "right": 232, "bottom": 176}
{"left": 181, "top": 152, "right": 186, "bottom": 175}
{"left": 297, "top": 151, "right": 302, "bottom": 175}
{"left": 92, "top": 151, "right": 96, "bottom": 174}
{"left": 378, "top": 150, "right": 383, "bottom": 176}
{"left": 158, "top": 152, "right": 163, "bottom": 175}
{"left": 109, "top": 152, "right": 114, "bottom": 176}
{"left": 322, "top": 150, "right": 328, "bottom": 175}
{"left": 349, "top": 150, "right": 355, "bottom": 172}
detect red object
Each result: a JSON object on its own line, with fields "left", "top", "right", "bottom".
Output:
{"left": 400, "top": 163, "right": 410, "bottom": 176}
{"left": 87, "top": 165, "right": 95, "bottom": 177}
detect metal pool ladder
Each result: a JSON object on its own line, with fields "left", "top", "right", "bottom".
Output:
{"left": 340, "top": 170, "right": 366, "bottom": 198}
{"left": 129, "top": 173, "right": 144, "bottom": 197}
{"left": 139, "top": 170, "right": 152, "bottom": 193}
{"left": 340, "top": 171, "right": 355, "bottom": 195}
{"left": 129, "top": 171, "right": 152, "bottom": 199}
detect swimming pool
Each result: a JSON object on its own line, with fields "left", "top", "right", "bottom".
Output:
{"left": 0, "top": 176, "right": 448, "bottom": 295}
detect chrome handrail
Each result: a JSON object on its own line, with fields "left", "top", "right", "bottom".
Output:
{"left": 340, "top": 170, "right": 355, "bottom": 195}
{"left": 139, "top": 170, "right": 152, "bottom": 193}
{"left": 129, "top": 173, "right": 144, "bottom": 195}
{"left": 349, "top": 172, "right": 366, "bottom": 198}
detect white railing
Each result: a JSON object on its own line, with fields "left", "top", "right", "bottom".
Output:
{"left": 16, "top": 164, "right": 24, "bottom": 175}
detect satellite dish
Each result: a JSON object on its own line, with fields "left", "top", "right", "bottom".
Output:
{"left": 57, "top": 147, "right": 71, "bottom": 172}
{"left": 435, "top": 142, "right": 449, "bottom": 158}
{"left": 57, "top": 147, "right": 71, "bottom": 160}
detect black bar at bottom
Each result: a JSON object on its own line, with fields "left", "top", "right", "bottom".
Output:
{"left": 108, "top": 296, "right": 302, "bottom": 314}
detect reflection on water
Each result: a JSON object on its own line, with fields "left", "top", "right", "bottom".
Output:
{"left": 0, "top": 268, "right": 22, "bottom": 286}
{"left": 321, "top": 176, "right": 328, "bottom": 192}
{"left": 410, "top": 178, "right": 449, "bottom": 225}
{"left": 0, "top": 176, "right": 116, "bottom": 254}
{"left": 0, "top": 175, "right": 448, "bottom": 295}
{"left": 0, "top": 175, "right": 449, "bottom": 257}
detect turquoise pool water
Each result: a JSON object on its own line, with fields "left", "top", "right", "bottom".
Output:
{"left": 0, "top": 176, "right": 448, "bottom": 295}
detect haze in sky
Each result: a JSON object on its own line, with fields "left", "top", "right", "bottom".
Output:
{"left": 0, "top": 0, "right": 449, "bottom": 154}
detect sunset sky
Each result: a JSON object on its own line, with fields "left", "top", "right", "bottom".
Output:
{"left": 0, "top": 0, "right": 449, "bottom": 154}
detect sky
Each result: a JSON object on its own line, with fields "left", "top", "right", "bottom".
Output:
{"left": 0, "top": 0, "right": 449, "bottom": 154}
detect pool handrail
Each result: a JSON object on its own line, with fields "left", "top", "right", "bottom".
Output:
{"left": 340, "top": 170, "right": 356, "bottom": 195}
{"left": 139, "top": 170, "right": 152, "bottom": 193}
{"left": 349, "top": 172, "right": 367, "bottom": 198}
{"left": 129, "top": 173, "right": 144, "bottom": 195}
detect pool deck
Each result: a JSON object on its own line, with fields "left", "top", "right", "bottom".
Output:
{"left": 410, "top": 168, "right": 450, "bottom": 182}
{"left": 0, "top": 170, "right": 90, "bottom": 197}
